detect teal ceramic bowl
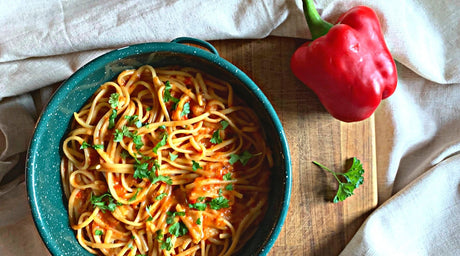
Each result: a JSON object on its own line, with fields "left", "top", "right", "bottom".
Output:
{"left": 26, "top": 37, "right": 291, "bottom": 256}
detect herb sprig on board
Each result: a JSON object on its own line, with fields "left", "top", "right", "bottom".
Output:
{"left": 313, "top": 157, "right": 364, "bottom": 203}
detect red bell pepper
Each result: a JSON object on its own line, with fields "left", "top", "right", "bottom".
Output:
{"left": 291, "top": 0, "right": 397, "bottom": 122}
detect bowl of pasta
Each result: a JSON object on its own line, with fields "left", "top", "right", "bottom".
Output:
{"left": 26, "top": 37, "right": 291, "bottom": 256}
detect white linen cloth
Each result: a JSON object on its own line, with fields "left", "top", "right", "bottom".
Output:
{"left": 1, "top": 0, "right": 459, "bottom": 255}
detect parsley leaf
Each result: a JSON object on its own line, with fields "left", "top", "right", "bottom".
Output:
{"left": 223, "top": 173, "right": 232, "bottom": 180}
{"left": 155, "top": 193, "right": 167, "bottom": 201}
{"left": 169, "top": 221, "right": 188, "bottom": 237}
{"left": 150, "top": 172, "right": 173, "bottom": 185}
{"left": 192, "top": 160, "right": 202, "bottom": 171}
{"left": 133, "top": 162, "right": 149, "bottom": 179}
{"left": 313, "top": 157, "right": 365, "bottom": 203}
{"left": 188, "top": 202, "right": 207, "bottom": 211}
{"left": 180, "top": 102, "right": 190, "bottom": 117}
{"left": 220, "top": 120, "right": 229, "bottom": 129}
{"left": 128, "top": 188, "right": 142, "bottom": 202}
{"left": 125, "top": 115, "right": 142, "bottom": 128}
{"left": 196, "top": 218, "right": 202, "bottom": 225}
{"left": 94, "top": 229, "right": 103, "bottom": 236}
{"left": 131, "top": 133, "right": 144, "bottom": 150}
{"left": 90, "top": 193, "right": 120, "bottom": 213}
{"left": 108, "top": 109, "right": 117, "bottom": 129}
{"left": 80, "top": 141, "right": 103, "bottom": 150}
{"left": 80, "top": 141, "right": 91, "bottom": 149}
{"left": 153, "top": 133, "right": 167, "bottom": 153}
{"left": 169, "top": 152, "right": 178, "bottom": 161}
{"left": 161, "top": 237, "right": 173, "bottom": 251}
{"left": 225, "top": 184, "right": 233, "bottom": 191}
{"left": 210, "top": 130, "right": 222, "bottom": 144}
{"left": 163, "top": 81, "right": 180, "bottom": 105}
{"left": 93, "top": 144, "right": 104, "bottom": 150}
{"left": 166, "top": 211, "right": 186, "bottom": 224}
{"left": 229, "top": 150, "right": 253, "bottom": 165}
{"left": 208, "top": 195, "right": 229, "bottom": 210}
{"left": 109, "top": 93, "right": 119, "bottom": 108}
{"left": 155, "top": 229, "right": 164, "bottom": 241}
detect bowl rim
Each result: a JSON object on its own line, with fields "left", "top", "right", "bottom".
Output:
{"left": 26, "top": 38, "right": 292, "bottom": 256}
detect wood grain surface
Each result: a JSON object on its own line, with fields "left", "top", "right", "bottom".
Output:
{"left": 210, "top": 37, "right": 378, "bottom": 256}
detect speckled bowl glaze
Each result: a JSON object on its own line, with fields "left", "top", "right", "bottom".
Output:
{"left": 26, "top": 37, "right": 291, "bottom": 256}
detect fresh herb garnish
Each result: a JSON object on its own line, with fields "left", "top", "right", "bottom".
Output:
{"left": 109, "top": 93, "right": 119, "bottom": 108}
{"left": 180, "top": 102, "right": 190, "bottom": 117}
{"left": 108, "top": 109, "right": 117, "bottom": 129}
{"left": 80, "top": 141, "right": 91, "bottom": 149}
{"left": 80, "top": 141, "right": 103, "bottom": 150}
{"left": 169, "top": 152, "right": 178, "bottom": 161}
{"left": 188, "top": 202, "right": 207, "bottom": 211}
{"left": 161, "top": 237, "right": 173, "bottom": 251}
{"left": 133, "top": 162, "right": 149, "bottom": 179}
{"left": 169, "top": 221, "right": 188, "bottom": 237}
{"left": 229, "top": 150, "right": 253, "bottom": 165}
{"left": 225, "top": 184, "right": 233, "bottom": 191}
{"left": 94, "top": 229, "right": 103, "bottom": 236}
{"left": 155, "top": 193, "right": 167, "bottom": 201}
{"left": 92, "top": 144, "right": 104, "bottom": 150}
{"left": 313, "top": 157, "right": 365, "bottom": 203}
{"left": 163, "top": 81, "right": 180, "bottom": 107}
{"left": 223, "top": 173, "right": 232, "bottom": 180}
{"left": 210, "top": 120, "right": 229, "bottom": 144}
{"left": 153, "top": 133, "right": 168, "bottom": 153}
{"left": 208, "top": 194, "right": 229, "bottom": 210}
{"left": 166, "top": 211, "right": 186, "bottom": 224}
{"left": 196, "top": 218, "right": 202, "bottom": 225}
{"left": 191, "top": 160, "right": 202, "bottom": 171}
{"left": 125, "top": 115, "right": 143, "bottom": 128}
{"left": 90, "top": 193, "right": 120, "bottom": 212}
{"left": 128, "top": 188, "right": 142, "bottom": 202}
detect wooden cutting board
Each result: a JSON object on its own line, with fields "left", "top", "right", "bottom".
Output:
{"left": 210, "top": 37, "right": 378, "bottom": 255}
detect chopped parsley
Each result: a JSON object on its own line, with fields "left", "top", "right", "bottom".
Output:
{"left": 166, "top": 211, "right": 186, "bottom": 224}
{"left": 80, "top": 141, "right": 91, "bottom": 149}
{"left": 208, "top": 189, "right": 229, "bottom": 210}
{"left": 191, "top": 160, "right": 202, "bottom": 171}
{"left": 153, "top": 133, "right": 168, "bottom": 153}
{"left": 80, "top": 141, "right": 103, "bottom": 150}
{"left": 90, "top": 193, "right": 121, "bottom": 213}
{"left": 180, "top": 102, "right": 190, "bottom": 117}
{"left": 128, "top": 188, "right": 142, "bottom": 202}
{"left": 210, "top": 120, "right": 229, "bottom": 144}
{"left": 161, "top": 237, "right": 173, "bottom": 251}
{"left": 155, "top": 193, "right": 167, "bottom": 201}
{"left": 94, "top": 229, "right": 103, "bottom": 236}
{"left": 223, "top": 173, "right": 232, "bottom": 180}
{"left": 169, "top": 152, "right": 178, "bottom": 161}
{"left": 169, "top": 221, "right": 188, "bottom": 237}
{"left": 188, "top": 202, "right": 207, "bottom": 211}
{"left": 133, "top": 162, "right": 149, "bottom": 179}
{"left": 225, "top": 184, "right": 233, "bottom": 191}
{"left": 125, "top": 115, "right": 143, "bottom": 128}
{"left": 108, "top": 109, "right": 117, "bottom": 129}
{"left": 196, "top": 218, "right": 201, "bottom": 225}
{"left": 109, "top": 93, "right": 119, "bottom": 108}
{"left": 163, "top": 80, "right": 180, "bottom": 109}
{"left": 155, "top": 229, "right": 164, "bottom": 241}
{"left": 229, "top": 150, "right": 254, "bottom": 165}
{"left": 92, "top": 144, "right": 104, "bottom": 150}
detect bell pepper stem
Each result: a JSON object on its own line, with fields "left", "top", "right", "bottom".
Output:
{"left": 303, "top": 0, "right": 333, "bottom": 40}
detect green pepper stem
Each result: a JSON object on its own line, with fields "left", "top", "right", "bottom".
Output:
{"left": 303, "top": 0, "right": 333, "bottom": 40}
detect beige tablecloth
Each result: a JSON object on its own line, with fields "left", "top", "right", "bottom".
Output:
{"left": 1, "top": 0, "right": 459, "bottom": 255}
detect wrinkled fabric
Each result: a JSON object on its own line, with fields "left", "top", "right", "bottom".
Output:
{"left": 1, "top": 0, "right": 459, "bottom": 255}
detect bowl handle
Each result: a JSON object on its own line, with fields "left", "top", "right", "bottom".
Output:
{"left": 171, "top": 37, "right": 219, "bottom": 56}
